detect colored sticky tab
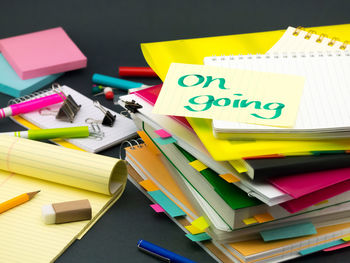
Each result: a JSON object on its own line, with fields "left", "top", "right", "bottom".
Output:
{"left": 186, "top": 232, "right": 211, "bottom": 242}
{"left": 243, "top": 217, "right": 258, "bottom": 225}
{"left": 299, "top": 239, "right": 345, "bottom": 255}
{"left": 342, "top": 235, "right": 350, "bottom": 241}
{"left": 254, "top": 213, "right": 274, "bottom": 223}
{"left": 137, "top": 131, "right": 161, "bottom": 155}
{"left": 229, "top": 159, "right": 248, "bottom": 173}
{"left": 191, "top": 216, "right": 210, "bottom": 231}
{"left": 153, "top": 136, "right": 177, "bottom": 145}
{"left": 260, "top": 222, "right": 317, "bottom": 242}
{"left": 154, "top": 129, "right": 172, "bottom": 138}
{"left": 150, "top": 204, "right": 165, "bottom": 213}
{"left": 219, "top": 173, "right": 240, "bottom": 183}
{"left": 185, "top": 225, "right": 203, "bottom": 235}
{"left": 188, "top": 160, "right": 208, "bottom": 172}
{"left": 314, "top": 200, "right": 329, "bottom": 206}
{"left": 148, "top": 190, "right": 186, "bottom": 217}
{"left": 139, "top": 179, "right": 159, "bottom": 191}
{"left": 323, "top": 242, "right": 350, "bottom": 252}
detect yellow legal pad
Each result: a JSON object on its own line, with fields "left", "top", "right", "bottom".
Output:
{"left": 0, "top": 136, "right": 127, "bottom": 263}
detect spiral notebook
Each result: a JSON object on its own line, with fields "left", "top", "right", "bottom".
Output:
{"left": 10, "top": 85, "right": 138, "bottom": 152}
{"left": 204, "top": 26, "right": 350, "bottom": 140}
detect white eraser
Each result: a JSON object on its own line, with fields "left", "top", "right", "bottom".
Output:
{"left": 42, "top": 204, "right": 56, "bottom": 225}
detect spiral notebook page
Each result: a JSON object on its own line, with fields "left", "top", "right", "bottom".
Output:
{"left": 205, "top": 51, "right": 350, "bottom": 133}
{"left": 269, "top": 26, "right": 350, "bottom": 53}
{"left": 12, "top": 85, "right": 137, "bottom": 153}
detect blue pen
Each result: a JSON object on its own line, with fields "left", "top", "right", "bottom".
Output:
{"left": 137, "top": 239, "right": 197, "bottom": 263}
{"left": 92, "top": 73, "right": 151, "bottom": 92}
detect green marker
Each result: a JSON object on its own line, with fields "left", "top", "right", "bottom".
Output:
{"left": 1, "top": 126, "right": 90, "bottom": 140}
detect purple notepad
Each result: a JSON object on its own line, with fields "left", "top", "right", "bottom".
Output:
{"left": 0, "top": 27, "right": 87, "bottom": 79}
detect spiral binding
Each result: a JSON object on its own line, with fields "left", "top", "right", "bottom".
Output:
{"left": 119, "top": 138, "right": 144, "bottom": 160}
{"left": 8, "top": 87, "right": 56, "bottom": 105}
{"left": 292, "top": 27, "right": 349, "bottom": 50}
{"left": 7, "top": 83, "right": 64, "bottom": 106}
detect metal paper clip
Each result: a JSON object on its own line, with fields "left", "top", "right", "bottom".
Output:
{"left": 93, "top": 101, "right": 116, "bottom": 127}
{"left": 53, "top": 83, "right": 81, "bottom": 122}
{"left": 85, "top": 118, "right": 105, "bottom": 140}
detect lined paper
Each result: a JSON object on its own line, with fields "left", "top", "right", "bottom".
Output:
{"left": 0, "top": 136, "right": 127, "bottom": 262}
{"left": 206, "top": 51, "right": 350, "bottom": 133}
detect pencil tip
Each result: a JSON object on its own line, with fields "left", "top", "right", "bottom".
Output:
{"left": 27, "top": 190, "right": 41, "bottom": 199}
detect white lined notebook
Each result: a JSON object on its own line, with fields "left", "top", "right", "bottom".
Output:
{"left": 204, "top": 51, "right": 350, "bottom": 140}
{"left": 10, "top": 85, "right": 137, "bottom": 152}
{"left": 205, "top": 26, "right": 350, "bottom": 140}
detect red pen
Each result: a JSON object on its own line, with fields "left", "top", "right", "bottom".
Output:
{"left": 118, "top": 67, "right": 158, "bottom": 77}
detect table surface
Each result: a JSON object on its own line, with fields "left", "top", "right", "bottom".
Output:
{"left": 1, "top": 1, "right": 350, "bottom": 262}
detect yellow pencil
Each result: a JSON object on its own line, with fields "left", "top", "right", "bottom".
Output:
{"left": 0, "top": 190, "right": 40, "bottom": 214}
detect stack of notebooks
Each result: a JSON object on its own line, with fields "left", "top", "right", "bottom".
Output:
{"left": 0, "top": 27, "right": 87, "bottom": 97}
{"left": 118, "top": 24, "right": 350, "bottom": 262}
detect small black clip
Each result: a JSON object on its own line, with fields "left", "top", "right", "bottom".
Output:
{"left": 124, "top": 100, "right": 143, "bottom": 113}
{"left": 56, "top": 94, "right": 81, "bottom": 123}
{"left": 93, "top": 101, "right": 116, "bottom": 127}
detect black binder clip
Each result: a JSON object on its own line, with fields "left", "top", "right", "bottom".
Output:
{"left": 51, "top": 83, "right": 81, "bottom": 123}
{"left": 93, "top": 101, "right": 116, "bottom": 127}
{"left": 124, "top": 100, "right": 143, "bottom": 113}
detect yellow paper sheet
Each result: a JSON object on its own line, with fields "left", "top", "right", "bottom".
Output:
{"left": 0, "top": 136, "right": 127, "bottom": 263}
{"left": 154, "top": 63, "right": 304, "bottom": 127}
{"left": 141, "top": 24, "right": 350, "bottom": 161}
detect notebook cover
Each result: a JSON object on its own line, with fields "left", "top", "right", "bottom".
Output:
{"left": 0, "top": 54, "right": 62, "bottom": 97}
{"left": 245, "top": 153, "right": 350, "bottom": 180}
{"left": 0, "top": 27, "right": 87, "bottom": 79}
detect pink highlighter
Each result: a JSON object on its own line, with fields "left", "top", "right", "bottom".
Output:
{"left": 0, "top": 93, "right": 66, "bottom": 119}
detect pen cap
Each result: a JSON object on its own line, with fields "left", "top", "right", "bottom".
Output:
{"left": 27, "top": 126, "right": 90, "bottom": 140}
{"left": 92, "top": 73, "right": 143, "bottom": 90}
{"left": 118, "top": 67, "right": 158, "bottom": 77}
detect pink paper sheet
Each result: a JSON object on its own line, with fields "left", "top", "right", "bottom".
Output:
{"left": 0, "top": 27, "right": 87, "bottom": 79}
{"left": 269, "top": 167, "right": 350, "bottom": 198}
{"left": 280, "top": 179, "right": 350, "bottom": 213}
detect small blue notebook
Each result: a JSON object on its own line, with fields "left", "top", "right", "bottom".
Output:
{"left": 0, "top": 54, "right": 62, "bottom": 97}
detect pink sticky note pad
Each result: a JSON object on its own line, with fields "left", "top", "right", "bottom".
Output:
{"left": 150, "top": 204, "right": 165, "bottom": 213}
{"left": 0, "top": 27, "right": 87, "bottom": 79}
{"left": 154, "top": 129, "right": 172, "bottom": 138}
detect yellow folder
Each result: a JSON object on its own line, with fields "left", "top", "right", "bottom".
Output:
{"left": 141, "top": 24, "right": 350, "bottom": 161}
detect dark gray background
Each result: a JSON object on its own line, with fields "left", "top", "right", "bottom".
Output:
{"left": 0, "top": 1, "right": 349, "bottom": 262}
